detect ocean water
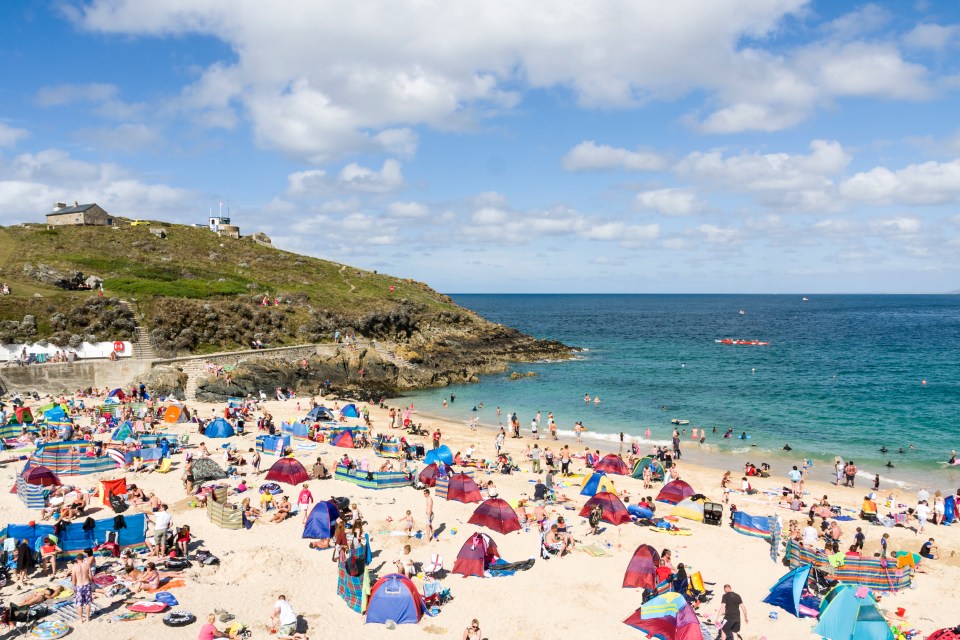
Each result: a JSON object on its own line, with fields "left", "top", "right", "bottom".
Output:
{"left": 403, "top": 294, "right": 960, "bottom": 490}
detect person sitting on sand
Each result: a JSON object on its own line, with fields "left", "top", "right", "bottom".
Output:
{"left": 270, "top": 496, "right": 292, "bottom": 522}
{"left": 394, "top": 544, "right": 416, "bottom": 577}
{"left": 463, "top": 619, "right": 482, "bottom": 640}
{"left": 311, "top": 457, "right": 329, "bottom": 479}
{"left": 128, "top": 562, "right": 160, "bottom": 593}
{"left": 241, "top": 497, "right": 262, "bottom": 521}
{"left": 544, "top": 524, "right": 568, "bottom": 556}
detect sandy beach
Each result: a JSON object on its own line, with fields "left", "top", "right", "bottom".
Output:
{"left": 2, "top": 394, "right": 958, "bottom": 640}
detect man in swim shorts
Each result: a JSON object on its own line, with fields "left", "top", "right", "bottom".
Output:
{"left": 423, "top": 489, "right": 434, "bottom": 542}
{"left": 71, "top": 552, "right": 94, "bottom": 623}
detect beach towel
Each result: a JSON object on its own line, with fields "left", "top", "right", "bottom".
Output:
{"left": 337, "top": 548, "right": 370, "bottom": 613}
{"left": 147, "top": 578, "right": 186, "bottom": 592}
{"left": 578, "top": 543, "right": 612, "bottom": 557}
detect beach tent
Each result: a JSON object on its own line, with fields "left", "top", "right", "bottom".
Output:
{"left": 468, "top": 498, "right": 522, "bottom": 534}
{"left": 15, "top": 407, "right": 33, "bottom": 424}
{"left": 99, "top": 478, "right": 127, "bottom": 507}
{"left": 418, "top": 462, "right": 451, "bottom": 487}
{"left": 656, "top": 479, "right": 695, "bottom": 505}
{"left": 111, "top": 421, "right": 134, "bottom": 442}
{"left": 444, "top": 473, "right": 483, "bottom": 503}
{"left": 814, "top": 585, "right": 894, "bottom": 640}
{"left": 162, "top": 404, "right": 189, "bottom": 424}
{"left": 306, "top": 406, "right": 337, "bottom": 422}
{"left": 42, "top": 405, "right": 68, "bottom": 424}
{"left": 631, "top": 456, "right": 665, "bottom": 481}
{"left": 623, "top": 592, "right": 705, "bottom": 640}
{"left": 107, "top": 388, "right": 126, "bottom": 400}
{"left": 929, "top": 628, "right": 960, "bottom": 640}
{"left": 453, "top": 532, "right": 500, "bottom": 578}
{"left": 764, "top": 565, "right": 820, "bottom": 618}
{"left": 302, "top": 501, "right": 340, "bottom": 539}
{"left": 671, "top": 498, "right": 706, "bottom": 522}
{"left": 265, "top": 458, "right": 310, "bottom": 485}
{"left": 580, "top": 471, "right": 617, "bottom": 497}
{"left": 594, "top": 454, "right": 629, "bottom": 475}
{"left": 331, "top": 429, "right": 356, "bottom": 449}
{"left": 366, "top": 573, "right": 429, "bottom": 625}
{"left": 191, "top": 457, "right": 227, "bottom": 483}
{"left": 623, "top": 544, "right": 661, "bottom": 589}
{"left": 579, "top": 491, "right": 632, "bottom": 526}
{"left": 423, "top": 445, "right": 453, "bottom": 467}
{"left": 340, "top": 404, "right": 360, "bottom": 419}
{"left": 204, "top": 418, "right": 235, "bottom": 439}
{"left": 22, "top": 465, "right": 62, "bottom": 488}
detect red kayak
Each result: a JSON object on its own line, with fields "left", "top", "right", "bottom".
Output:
{"left": 716, "top": 339, "right": 769, "bottom": 346}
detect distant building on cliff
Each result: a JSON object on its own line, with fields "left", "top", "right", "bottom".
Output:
{"left": 45, "top": 202, "right": 114, "bottom": 228}
{"left": 208, "top": 202, "right": 240, "bottom": 239}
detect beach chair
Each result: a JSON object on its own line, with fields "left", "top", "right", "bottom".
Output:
{"left": 156, "top": 458, "right": 172, "bottom": 473}
{"left": 424, "top": 554, "right": 444, "bottom": 576}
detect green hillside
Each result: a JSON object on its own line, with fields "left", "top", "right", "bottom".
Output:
{"left": 0, "top": 222, "right": 482, "bottom": 356}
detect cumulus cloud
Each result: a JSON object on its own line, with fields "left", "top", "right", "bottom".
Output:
{"left": 676, "top": 139, "right": 850, "bottom": 209}
{"left": 74, "top": 123, "right": 163, "bottom": 153}
{"left": 0, "top": 123, "right": 28, "bottom": 148}
{"left": 0, "top": 148, "right": 195, "bottom": 224}
{"left": 840, "top": 159, "right": 960, "bottom": 205}
{"left": 387, "top": 201, "right": 429, "bottom": 218}
{"left": 562, "top": 141, "right": 667, "bottom": 172}
{"left": 72, "top": 0, "right": 911, "bottom": 158}
{"left": 286, "top": 160, "right": 404, "bottom": 196}
{"left": 35, "top": 82, "right": 145, "bottom": 120}
{"left": 635, "top": 188, "right": 703, "bottom": 216}
{"left": 902, "top": 23, "right": 960, "bottom": 51}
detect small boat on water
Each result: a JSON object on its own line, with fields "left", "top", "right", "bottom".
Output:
{"left": 715, "top": 338, "right": 770, "bottom": 346}
{"left": 802, "top": 297, "right": 809, "bottom": 302}
{"left": 671, "top": 419, "right": 689, "bottom": 425}
{"left": 738, "top": 309, "right": 745, "bottom": 315}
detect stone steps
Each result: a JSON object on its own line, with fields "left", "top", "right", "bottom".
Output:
{"left": 120, "top": 300, "right": 158, "bottom": 360}
{"left": 370, "top": 341, "right": 419, "bottom": 370}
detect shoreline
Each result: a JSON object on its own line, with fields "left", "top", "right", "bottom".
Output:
{"left": 401, "top": 401, "right": 952, "bottom": 495}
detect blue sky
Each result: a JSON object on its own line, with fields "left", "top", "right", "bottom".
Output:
{"left": 2, "top": 1, "right": 960, "bottom": 293}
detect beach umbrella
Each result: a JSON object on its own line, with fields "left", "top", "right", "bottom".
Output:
{"left": 623, "top": 592, "right": 704, "bottom": 639}
{"left": 595, "top": 454, "right": 629, "bottom": 475}
{"left": 468, "top": 498, "right": 522, "bottom": 534}
{"left": 580, "top": 491, "right": 632, "bottom": 526}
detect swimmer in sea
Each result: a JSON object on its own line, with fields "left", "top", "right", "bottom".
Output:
{"left": 740, "top": 431, "right": 747, "bottom": 440}
{"left": 584, "top": 394, "right": 591, "bottom": 402}
{"left": 886, "top": 461, "right": 895, "bottom": 468}
{"left": 898, "top": 447, "right": 905, "bottom": 454}
{"left": 783, "top": 444, "right": 792, "bottom": 451}
{"left": 879, "top": 446, "right": 888, "bottom": 453}
{"left": 949, "top": 450, "right": 957, "bottom": 465}
{"left": 593, "top": 396, "right": 600, "bottom": 404}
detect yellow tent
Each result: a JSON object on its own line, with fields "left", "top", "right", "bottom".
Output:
{"left": 580, "top": 472, "right": 617, "bottom": 496}
{"left": 670, "top": 497, "right": 705, "bottom": 522}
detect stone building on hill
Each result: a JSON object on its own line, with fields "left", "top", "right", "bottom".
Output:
{"left": 45, "top": 202, "right": 114, "bottom": 228}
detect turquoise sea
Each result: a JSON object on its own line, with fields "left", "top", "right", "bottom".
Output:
{"left": 403, "top": 294, "right": 960, "bottom": 490}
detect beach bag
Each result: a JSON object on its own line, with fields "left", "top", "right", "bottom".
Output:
{"left": 195, "top": 550, "right": 220, "bottom": 565}
{"left": 345, "top": 550, "right": 365, "bottom": 577}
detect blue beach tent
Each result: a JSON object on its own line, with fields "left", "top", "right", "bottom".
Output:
{"left": 580, "top": 471, "right": 616, "bottom": 497}
{"left": 764, "top": 565, "right": 820, "bottom": 618}
{"left": 424, "top": 444, "right": 453, "bottom": 467}
{"left": 302, "top": 501, "right": 340, "bottom": 539}
{"left": 814, "top": 585, "right": 893, "bottom": 640}
{"left": 340, "top": 404, "right": 360, "bottom": 418}
{"left": 306, "top": 406, "right": 337, "bottom": 422}
{"left": 111, "top": 421, "right": 134, "bottom": 442}
{"left": 365, "top": 573, "right": 430, "bottom": 625}
{"left": 204, "top": 418, "right": 235, "bottom": 439}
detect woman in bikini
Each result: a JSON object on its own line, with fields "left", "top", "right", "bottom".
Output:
{"left": 463, "top": 619, "right": 482, "bottom": 640}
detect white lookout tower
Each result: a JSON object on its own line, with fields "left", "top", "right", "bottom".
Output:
{"left": 209, "top": 202, "right": 231, "bottom": 232}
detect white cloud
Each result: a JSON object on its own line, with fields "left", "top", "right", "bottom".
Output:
{"left": 902, "top": 23, "right": 960, "bottom": 51}
{"left": 0, "top": 123, "right": 28, "bottom": 148}
{"left": 337, "top": 159, "right": 403, "bottom": 193}
{"left": 869, "top": 216, "right": 922, "bottom": 236}
{"left": 387, "top": 201, "right": 429, "bottom": 218}
{"left": 0, "top": 148, "right": 195, "bottom": 224}
{"left": 676, "top": 140, "right": 850, "bottom": 201}
{"left": 286, "top": 169, "right": 328, "bottom": 196}
{"left": 698, "top": 103, "right": 808, "bottom": 134}
{"left": 840, "top": 159, "right": 960, "bottom": 205}
{"left": 688, "top": 224, "right": 740, "bottom": 244}
{"left": 562, "top": 141, "right": 666, "bottom": 172}
{"left": 635, "top": 188, "right": 703, "bottom": 216}
{"left": 35, "top": 82, "right": 145, "bottom": 120}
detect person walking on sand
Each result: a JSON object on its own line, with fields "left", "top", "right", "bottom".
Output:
{"left": 716, "top": 584, "right": 748, "bottom": 640}
{"left": 424, "top": 489, "right": 435, "bottom": 542}
{"left": 70, "top": 552, "right": 94, "bottom": 623}
{"left": 298, "top": 484, "right": 314, "bottom": 524}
